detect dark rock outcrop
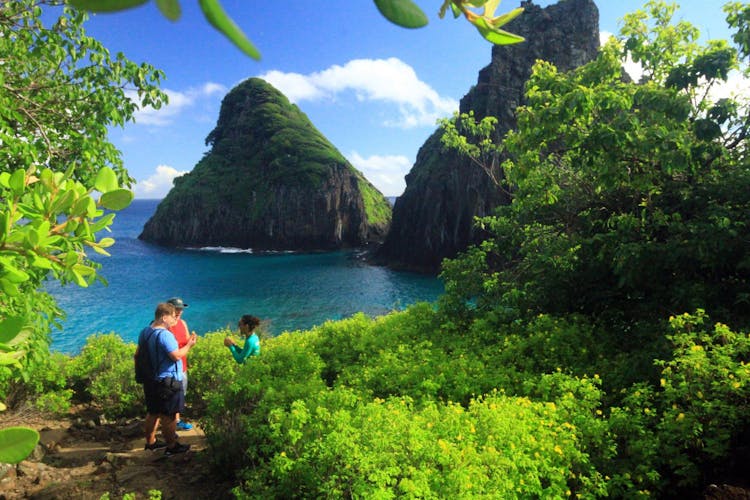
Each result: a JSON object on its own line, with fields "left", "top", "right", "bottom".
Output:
{"left": 139, "top": 78, "right": 391, "bottom": 250}
{"left": 376, "top": 0, "right": 600, "bottom": 272}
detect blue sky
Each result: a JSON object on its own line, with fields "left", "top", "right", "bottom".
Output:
{"left": 66, "top": 1, "right": 745, "bottom": 198}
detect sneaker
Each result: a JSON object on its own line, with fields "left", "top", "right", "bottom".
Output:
{"left": 144, "top": 440, "right": 167, "bottom": 451}
{"left": 164, "top": 442, "right": 190, "bottom": 456}
{"left": 176, "top": 420, "right": 193, "bottom": 430}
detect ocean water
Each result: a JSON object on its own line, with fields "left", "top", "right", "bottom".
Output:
{"left": 46, "top": 199, "right": 443, "bottom": 354}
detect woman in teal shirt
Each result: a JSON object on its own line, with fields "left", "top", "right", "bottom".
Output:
{"left": 224, "top": 314, "right": 261, "bottom": 363}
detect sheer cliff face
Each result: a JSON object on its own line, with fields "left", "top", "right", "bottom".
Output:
{"left": 377, "top": 0, "right": 600, "bottom": 272}
{"left": 139, "top": 78, "right": 391, "bottom": 250}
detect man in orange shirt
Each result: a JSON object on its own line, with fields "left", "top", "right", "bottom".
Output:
{"left": 167, "top": 297, "right": 194, "bottom": 431}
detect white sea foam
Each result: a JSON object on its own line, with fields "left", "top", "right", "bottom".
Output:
{"left": 187, "top": 246, "right": 254, "bottom": 254}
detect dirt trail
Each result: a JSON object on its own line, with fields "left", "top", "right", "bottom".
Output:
{"left": 0, "top": 407, "right": 234, "bottom": 499}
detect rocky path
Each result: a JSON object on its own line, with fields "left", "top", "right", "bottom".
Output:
{"left": 0, "top": 407, "right": 233, "bottom": 499}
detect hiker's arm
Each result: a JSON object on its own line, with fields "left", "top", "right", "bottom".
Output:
{"left": 169, "top": 334, "right": 196, "bottom": 361}
{"left": 228, "top": 342, "right": 247, "bottom": 364}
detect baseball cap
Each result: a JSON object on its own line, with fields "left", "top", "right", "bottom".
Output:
{"left": 167, "top": 297, "right": 189, "bottom": 309}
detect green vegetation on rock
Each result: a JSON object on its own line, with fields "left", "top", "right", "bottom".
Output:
{"left": 140, "top": 77, "right": 391, "bottom": 249}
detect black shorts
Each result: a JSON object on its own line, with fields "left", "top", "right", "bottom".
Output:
{"left": 143, "top": 379, "right": 185, "bottom": 416}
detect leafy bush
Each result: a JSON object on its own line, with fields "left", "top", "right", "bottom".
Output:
{"left": 186, "top": 330, "right": 241, "bottom": 414}
{"left": 65, "top": 333, "right": 142, "bottom": 418}
{"left": 34, "top": 389, "right": 74, "bottom": 416}
{"left": 243, "top": 388, "right": 608, "bottom": 498}
{"left": 202, "top": 330, "right": 326, "bottom": 473}
{"left": 606, "top": 311, "right": 750, "bottom": 496}
{"left": 655, "top": 311, "right": 750, "bottom": 488}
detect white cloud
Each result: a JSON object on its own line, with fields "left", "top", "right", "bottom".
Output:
{"left": 258, "top": 71, "right": 325, "bottom": 102}
{"left": 134, "top": 164, "right": 189, "bottom": 199}
{"left": 129, "top": 82, "right": 228, "bottom": 126}
{"left": 202, "top": 82, "right": 227, "bottom": 96}
{"left": 260, "top": 58, "right": 459, "bottom": 128}
{"left": 347, "top": 151, "right": 413, "bottom": 196}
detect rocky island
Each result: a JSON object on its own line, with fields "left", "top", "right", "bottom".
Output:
{"left": 376, "top": 0, "right": 601, "bottom": 272}
{"left": 139, "top": 78, "right": 391, "bottom": 251}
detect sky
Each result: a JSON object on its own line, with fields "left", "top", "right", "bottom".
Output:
{"left": 57, "top": 0, "right": 748, "bottom": 198}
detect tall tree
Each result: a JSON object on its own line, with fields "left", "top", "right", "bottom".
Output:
{"left": 0, "top": 0, "right": 166, "bottom": 404}
{"left": 440, "top": 0, "right": 750, "bottom": 329}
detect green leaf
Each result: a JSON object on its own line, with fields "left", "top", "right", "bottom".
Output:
{"left": 156, "top": 0, "right": 181, "bottom": 21}
{"left": 0, "top": 172, "right": 9, "bottom": 188}
{"left": 482, "top": 0, "right": 501, "bottom": 18}
{"left": 0, "top": 427, "right": 40, "bottom": 464}
{"left": 72, "top": 195, "right": 92, "bottom": 217}
{"left": 9, "top": 169, "right": 25, "bottom": 195}
{"left": 0, "top": 316, "right": 24, "bottom": 344}
{"left": 50, "top": 189, "right": 76, "bottom": 214}
{"left": 99, "top": 189, "right": 134, "bottom": 210}
{"left": 31, "top": 255, "right": 54, "bottom": 271}
{"left": 374, "top": 0, "right": 429, "bottom": 29}
{"left": 90, "top": 245, "right": 112, "bottom": 257}
{"left": 0, "top": 211, "right": 8, "bottom": 242}
{"left": 35, "top": 220, "right": 50, "bottom": 247}
{"left": 89, "top": 213, "right": 116, "bottom": 233}
{"left": 69, "top": 0, "right": 149, "bottom": 12}
{"left": 2, "top": 264, "right": 30, "bottom": 284}
{"left": 70, "top": 269, "right": 89, "bottom": 288}
{"left": 98, "top": 237, "right": 115, "bottom": 248}
{"left": 473, "top": 17, "right": 525, "bottom": 45}
{"left": 86, "top": 197, "right": 100, "bottom": 218}
{"left": 27, "top": 227, "right": 39, "bottom": 247}
{"left": 94, "top": 166, "right": 119, "bottom": 194}
{"left": 490, "top": 7, "right": 524, "bottom": 28}
{"left": 0, "top": 352, "right": 24, "bottom": 367}
{"left": 198, "top": 0, "right": 261, "bottom": 60}
{"left": 0, "top": 281, "right": 19, "bottom": 297}
{"left": 450, "top": 2, "right": 462, "bottom": 18}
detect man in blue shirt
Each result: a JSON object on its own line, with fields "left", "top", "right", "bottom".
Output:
{"left": 137, "top": 302, "right": 197, "bottom": 455}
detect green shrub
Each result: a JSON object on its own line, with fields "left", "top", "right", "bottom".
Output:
{"left": 35, "top": 389, "right": 74, "bottom": 416}
{"left": 66, "top": 333, "right": 142, "bottom": 418}
{"left": 339, "top": 339, "right": 448, "bottom": 401}
{"left": 309, "top": 313, "right": 373, "bottom": 386}
{"left": 187, "top": 330, "right": 241, "bottom": 413}
{"left": 606, "top": 383, "right": 662, "bottom": 497}
{"left": 0, "top": 347, "right": 67, "bottom": 409}
{"left": 654, "top": 311, "right": 750, "bottom": 489}
{"left": 244, "top": 388, "right": 608, "bottom": 498}
{"left": 606, "top": 311, "right": 750, "bottom": 496}
{"left": 202, "top": 330, "right": 326, "bottom": 474}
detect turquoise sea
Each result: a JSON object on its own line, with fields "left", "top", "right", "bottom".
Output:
{"left": 46, "top": 199, "right": 443, "bottom": 354}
